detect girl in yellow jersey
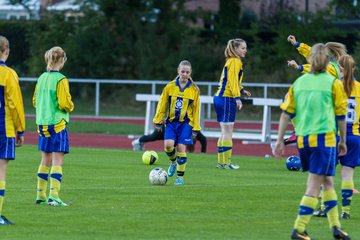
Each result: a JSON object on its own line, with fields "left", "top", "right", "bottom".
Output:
{"left": 33, "top": 47, "right": 74, "bottom": 206}
{"left": 0, "top": 36, "right": 25, "bottom": 225}
{"left": 153, "top": 60, "right": 200, "bottom": 185}
{"left": 337, "top": 54, "right": 360, "bottom": 220}
{"left": 287, "top": 34, "right": 347, "bottom": 78}
{"left": 213, "top": 39, "right": 251, "bottom": 169}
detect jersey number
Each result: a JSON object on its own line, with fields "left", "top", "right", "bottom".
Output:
{"left": 346, "top": 99, "right": 356, "bottom": 123}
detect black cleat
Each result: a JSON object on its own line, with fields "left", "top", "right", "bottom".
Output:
{"left": 0, "top": 215, "right": 15, "bottom": 225}
{"left": 333, "top": 226, "right": 351, "bottom": 240}
{"left": 341, "top": 212, "right": 350, "bottom": 220}
{"left": 291, "top": 229, "right": 312, "bottom": 240}
{"left": 313, "top": 207, "right": 327, "bottom": 217}
{"left": 35, "top": 198, "right": 47, "bottom": 205}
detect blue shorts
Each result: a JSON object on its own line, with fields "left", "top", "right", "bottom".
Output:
{"left": 298, "top": 145, "right": 337, "bottom": 176}
{"left": 165, "top": 121, "right": 193, "bottom": 146}
{"left": 38, "top": 127, "right": 69, "bottom": 153}
{"left": 0, "top": 137, "right": 15, "bottom": 160}
{"left": 213, "top": 96, "right": 237, "bottom": 123}
{"left": 339, "top": 135, "right": 360, "bottom": 167}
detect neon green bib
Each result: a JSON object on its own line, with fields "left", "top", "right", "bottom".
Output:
{"left": 35, "top": 72, "right": 69, "bottom": 125}
{"left": 329, "top": 61, "right": 341, "bottom": 79}
{"left": 293, "top": 72, "right": 336, "bottom": 136}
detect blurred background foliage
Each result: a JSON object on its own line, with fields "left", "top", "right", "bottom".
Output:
{"left": 1, "top": 0, "right": 359, "bottom": 83}
{"left": 1, "top": 0, "right": 360, "bottom": 118}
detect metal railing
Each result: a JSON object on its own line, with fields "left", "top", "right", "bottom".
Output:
{"left": 20, "top": 77, "right": 291, "bottom": 118}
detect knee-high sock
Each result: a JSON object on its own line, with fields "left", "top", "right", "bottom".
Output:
{"left": 165, "top": 146, "right": 177, "bottom": 162}
{"left": 50, "top": 166, "right": 63, "bottom": 199}
{"left": 341, "top": 181, "right": 354, "bottom": 214}
{"left": 0, "top": 181, "right": 5, "bottom": 215}
{"left": 176, "top": 152, "right": 187, "bottom": 177}
{"left": 323, "top": 190, "right": 340, "bottom": 228}
{"left": 37, "top": 165, "right": 50, "bottom": 199}
{"left": 294, "top": 195, "right": 318, "bottom": 232}
{"left": 217, "top": 139, "right": 225, "bottom": 165}
{"left": 223, "top": 140, "right": 233, "bottom": 165}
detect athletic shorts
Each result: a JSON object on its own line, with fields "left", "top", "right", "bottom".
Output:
{"left": 298, "top": 134, "right": 337, "bottom": 176}
{"left": 213, "top": 96, "right": 237, "bottom": 123}
{"left": 38, "top": 127, "right": 69, "bottom": 153}
{"left": 339, "top": 135, "right": 360, "bottom": 167}
{"left": 165, "top": 121, "right": 193, "bottom": 146}
{"left": 0, "top": 137, "right": 15, "bottom": 160}
{"left": 299, "top": 146, "right": 337, "bottom": 176}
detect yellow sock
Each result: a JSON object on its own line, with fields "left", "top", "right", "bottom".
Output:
{"left": 165, "top": 146, "right": 177, "bottom": 162}
{"left": 341, "top": 181, "right": 354, "bottom": 214}
{"left": 322, "top": 190, "right": 340, "bottom": 228}
{"left": 0, "top": 181, "right": 5, "bottom": 215}
{"left": 37, "top": 165, "right": 50, "bottom": 200}
{"left": 217, "top": 139, "right": 225, "bottom": 165}
{"left": 294, "top": 195, "right": 318, "bottom": 232}
{"left": 223, "top": 140, "right": 233, "bottom": 165}
{"left": 176, "top": 152, "right": 187, "bottom": 177}
{"left": 50, "top": 166, "right": 63, "bottom": 199}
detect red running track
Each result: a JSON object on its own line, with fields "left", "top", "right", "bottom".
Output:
{"left": 25, "top": 131, "right": 298, "bottom": 157}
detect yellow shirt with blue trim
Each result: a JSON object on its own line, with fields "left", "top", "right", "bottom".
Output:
{"left": 153, "top": 77, "right": 201, "bottom": 132}
{"left": 295, "top": 42, "right": 340, "bottom": 78}
{"left": 32, "top": 77, "right": 74, "bottom": 136}
{"left": 345, "top": 80, "right": 360, "bottom": 136}
{"left": 214, "top": 57, "right": 244, "bottom": 99}
{"left": 0, "top": 62, "right": 25, "bottom": 137}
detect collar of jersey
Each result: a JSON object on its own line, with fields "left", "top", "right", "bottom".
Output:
{"left": 175, "top": 76, "right": 191, "bottom": 91}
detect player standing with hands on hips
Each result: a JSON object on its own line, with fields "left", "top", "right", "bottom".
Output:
{"left": 0, "top": 36, "right": 25, "bottom": 225}
{"left": 33, "top": 46, "right": 74, "bottom": 206}
{"left": 153, "top": 60, "right": 201, "bottom": 186}
{"left": 213, "top": 38, "right": 251, "bottom": 169}
{"left": 273, "top": 43, "right": 351, "bottom": 240}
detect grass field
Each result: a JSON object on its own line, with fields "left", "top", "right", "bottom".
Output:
{"left": 1, "top": 145, "right": 359, "bottom": 240}
{"left": 25, "top": 117, "right": 145, "bottom": 135}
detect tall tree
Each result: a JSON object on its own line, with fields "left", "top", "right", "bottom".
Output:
{"left": 218, "top": 0, "right": 241, "bottom": 41}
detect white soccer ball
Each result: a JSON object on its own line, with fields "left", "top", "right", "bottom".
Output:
{"left": 149, "top": 168, "right": 168, "bottom": 185}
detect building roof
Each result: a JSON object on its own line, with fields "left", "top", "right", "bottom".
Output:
{"left": 46, "top": 0, "right": 80, "bottom": 11}
{"left": 0, "top": 0, "right": 40, "bottom": 10}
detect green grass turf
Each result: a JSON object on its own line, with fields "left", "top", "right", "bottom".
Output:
{"left": 2, "top": 145, "right": 359, "bottom": 239}
{"left": 25, "top": 117, "right": 145, "bottom": 135}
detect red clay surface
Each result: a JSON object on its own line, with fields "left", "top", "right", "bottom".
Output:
{"left": 24, "top": 117, "right": 298, "bottom": 157}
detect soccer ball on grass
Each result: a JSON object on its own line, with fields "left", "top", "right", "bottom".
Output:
{"left": 149, "top": 168, "right": 168, "bottom": 185}
{"left": 286, "top": 155, "right": 301, "bottom": 171}
{"left": 142, "top": 150, "right": 159, "bottom": 165}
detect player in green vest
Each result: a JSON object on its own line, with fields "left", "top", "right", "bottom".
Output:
{"left": 33, "top": 46, "right": 74, "bottom": 207}
{"left": 273, "top": 43, "right": 351, "bottom": 240}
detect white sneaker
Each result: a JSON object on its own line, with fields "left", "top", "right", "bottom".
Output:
{"left": 132, "top": 139, "right": 143, "bottom": 151}
{"left": 228, "top": 163, "right": 240, "bottom": 170}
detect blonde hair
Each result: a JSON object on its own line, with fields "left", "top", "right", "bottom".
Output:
{"left": 224, "top": 38, "right": 245, "bottom": 59}
{"left": 325, "top": 42, "right": 347, "bottom": 61}
{"left": 309, "top": 43, "right": 329, "bottom": 74}
{"left": 0, "top": 36, "right": 9, "bottom": 56}
{"left": 338, "top": 54, "right": 356, "bottom": 97}
{"left": 178, "top": 60, "right": 199, "bottom": 93}
{"left": 45, "top": 46, "right": 67, "bottom": 71}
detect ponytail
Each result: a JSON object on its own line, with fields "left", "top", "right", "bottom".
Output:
{"left": 44, "top": 46, "right": 67, "bottom": 71}
{"left": 338, "top": 54, "right": 356, "bottom": 97}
